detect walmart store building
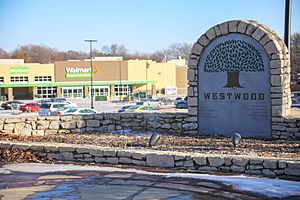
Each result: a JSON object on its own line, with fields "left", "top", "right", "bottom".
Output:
{"left": 0, "top": 58, "right": 187, "bottom": 101}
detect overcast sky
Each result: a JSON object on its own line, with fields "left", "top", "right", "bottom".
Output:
{"left": 0, "top": 0, "right": 299, "bottom": 53}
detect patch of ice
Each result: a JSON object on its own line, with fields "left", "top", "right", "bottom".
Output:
{"left": 2, "top": 163, "right": 300, "bottom": 198}
{"left": 0, "top": 168, "right": 11, "bottom": 174}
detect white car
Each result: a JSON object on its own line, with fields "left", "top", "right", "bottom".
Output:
{"left": 65, "top": 101, "right": 78, "bottom": 108}
{"left": 136, "top": 100, "right": 161, "bottom": 107}
{"left": 39, "top": 102, "right": 70, "bottom": 116}
{"left": 57, "top": 107, "right": 98, "bottom": 115}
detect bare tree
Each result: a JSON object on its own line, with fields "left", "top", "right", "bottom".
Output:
{"left": 291, "top": 33, "right": 300, "bottom": 73}
{"left": 149, "top": 50, "right": 166, "bottom": 62}
{"left": 102, "top": 44, "right": 128, "bottom": 57}
{"left": 52, "top": 51, "right": 67, "bottom": 61}
{"left": 6, "top": 41, "right": 193, "bottom": 64}
{"left": 165, "top": 43, "right": 192, "bottom": 60}
{"left": 127, "top": 51, "right": 150, "bottom": 60}
{"left": 10, "top": 46, "right": 33, "bottom": 63}
{"left": 0, "top": 48, "right": 9, "bottom": 59}
{"left": 92, "top": 49, "right": 105, "bottom": 57}
{"left": 65, "top": 50, "right": 87, "bottom": 60}
{"left": 11, "top": 44, "right": 55, "bottom": 63}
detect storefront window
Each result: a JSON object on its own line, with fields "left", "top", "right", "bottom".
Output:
{"left": 62, "top": 87, "right": 83, "bottom": 99}
{"left": 34, "top": 76, "right": 52, "bottom": 82}
{"left": 10, "top": 76, "right": 28, "bottom": 83}
{"left": 37, "top": 87, "right": 57, "bottom": 98}
{"left": 114, "top": 85, "right": 132, "bottom": 96}
{"left": 89, "top": 86, "right": 110, "bottom": 97}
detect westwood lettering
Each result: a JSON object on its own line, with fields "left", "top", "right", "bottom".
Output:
{"left": 203, "top": 92, "right": 265, "bottom": 100}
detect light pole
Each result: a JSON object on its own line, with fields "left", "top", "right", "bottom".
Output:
{"left": 146, "top": 62, "right": 150, "bottom": 97}
{"left": 119, "top": 60, "right": 122, "bottom": 101}
{"left": 284, "top": 0, "right": 292, "bottom": 52}
{"left": 84, "top": 39, "right": 97, "bottom": 109}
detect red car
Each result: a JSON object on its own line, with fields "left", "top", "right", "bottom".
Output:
{"left": 19, "top": 103, "right": 40, "bottom": 112}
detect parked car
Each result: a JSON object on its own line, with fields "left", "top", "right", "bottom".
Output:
{"left": 39, "top": 102, "right": 70, "bottom": 116}
{"left": 136, "top": 99, "right": 161, "bottom": 107}
{"left": 51, "top": 98, "right": 67, "bottom": 102}
{"left": 176, "top": 101, "right": 188, "bottom": 109}
{"left": 118, "top": 105, "right": 134, "bottom": 113}
{"left": 155, "top": 97, "right": 173, "bottom": 105}
{"left": 1, "top": 101, "right": 25, "bottom": 110}
{"left": 37, "top": 99, "right": 52, "bottom": 104}
{"left": 174, "top": 96, "right": 187, "bottom": 106}
{"left": 292, "top": 92, "right": 300, "bottom": 98}
{"left": 65, "top": 101, "right": 78, "bottom": 108}
{"left": 19, "top": 103, "right": 40, "bottom": 112}
{"left": 125, "top": 105, "right": 159, "bottom": 113}
{"left": 57, "top": 107, "right": 98, "bottom": 115}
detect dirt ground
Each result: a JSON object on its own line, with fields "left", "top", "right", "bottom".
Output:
{"left": 1, "top": 131, "right": 299, "bottom": 161}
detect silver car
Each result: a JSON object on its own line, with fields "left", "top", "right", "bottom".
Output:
{"left": 57, "top": 107, "right": 98, "bottom": 115}
{"left": 39, "top": 102, "right": 70, "bottom": 116}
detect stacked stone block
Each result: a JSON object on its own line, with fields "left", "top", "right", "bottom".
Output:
{"left": 0, "top": 113, "right": 188, "bottom": 136}
{"left": 1, "top": 141, "right": 299, "bottom": 179}
{"left": 1, "top": 112, "right": 300, "bottom": 139}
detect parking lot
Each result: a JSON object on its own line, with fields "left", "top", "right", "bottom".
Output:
{"left": 3, "top": 97, "right": 300, "bottom": 118}
{"left": 0, "top": 98, "right": 185, "bottom": 118}
{"left": 0, "top": 99, "right": 126, "bottom": 117}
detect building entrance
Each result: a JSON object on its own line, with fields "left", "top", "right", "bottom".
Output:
{"left": 61, "top": 86, "right": 84, "bottom": 99}
{"left": 88, "top": 86, "right": 110, "bottom": 97}
{"left": 13, "top": 87, "right": 32, "bottom": 100}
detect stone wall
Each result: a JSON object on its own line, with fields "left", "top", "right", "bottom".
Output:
{"left": 0, "top": 113, "right": 196, "bottom": 136}
{"left": 188, "top": 20, "right": 291, "bottom": 136}
{"left": 1, "top": 140, "right": 299, "bottom": 180}
{"left": 272, "top": 117, "right": 300, "bottom": 139}
{"left": 0, "top": 113, "right": 299, "bottom": 140}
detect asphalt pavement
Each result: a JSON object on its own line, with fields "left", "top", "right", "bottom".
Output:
{"left": 1, "top": 162, "right": 288, "bottom": 200}
{"left": 0, "top": 98, "right": 181, "bottom": 118}
{"left": 0, "top": 99, "right": 130, "bottom": 118}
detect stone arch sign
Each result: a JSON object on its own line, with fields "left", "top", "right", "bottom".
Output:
{"left": 188, "top": 20, "right": 291, "bottom": 138}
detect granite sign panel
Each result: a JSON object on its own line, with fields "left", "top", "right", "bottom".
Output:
{"left": 198, "top": 33, "right": 271, "bottom": 137}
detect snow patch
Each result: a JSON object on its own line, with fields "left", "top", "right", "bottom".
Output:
{"left": 0, "top": 168, "right": 11, "bottom": 174}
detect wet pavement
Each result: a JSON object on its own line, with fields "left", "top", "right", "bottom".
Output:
{"left": 0, "top": 163, "right": 299, "bottom": 200}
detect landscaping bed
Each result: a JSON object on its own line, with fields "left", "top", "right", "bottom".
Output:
{"left": 1, "top": 131, "right": 299, "bottom": 160}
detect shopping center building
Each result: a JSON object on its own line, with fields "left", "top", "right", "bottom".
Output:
{"left": 0, "top": 58, "right": 187, "bottom": 101}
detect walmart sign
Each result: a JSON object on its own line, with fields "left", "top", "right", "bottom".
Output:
{"left": 9, "top": 66, "right": 28, "bottom": 75}
{"left": 65, "top": 66, "right": 99, "bottom": 78}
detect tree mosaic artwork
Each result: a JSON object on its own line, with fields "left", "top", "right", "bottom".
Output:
{"left": 204, "top": 40, "right": 264, "bottom": 88}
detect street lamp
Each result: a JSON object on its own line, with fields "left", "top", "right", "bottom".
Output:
{"left": 145, "top": 62, "right": 150, "bottom": 97}
{"left": 84, "top": 39, "right": 97, "bottom": 109}
{"left": 284, "top": 0, "right": 292, "bottom": 52}
{"left": 119, "top": 59, "right": 122, "bottom": 101}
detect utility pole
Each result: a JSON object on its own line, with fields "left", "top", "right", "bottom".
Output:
{"left": 284, "top": 0, "right": 292, "bottom": 52}
{"left": 84, "top": 39, "right": 97, "bottom": 109}
{"left": 119, "top": 59, "right": 122, "bottom": 101}
{"left": 146, "top": 62, "right": 150, "bottom": 97}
